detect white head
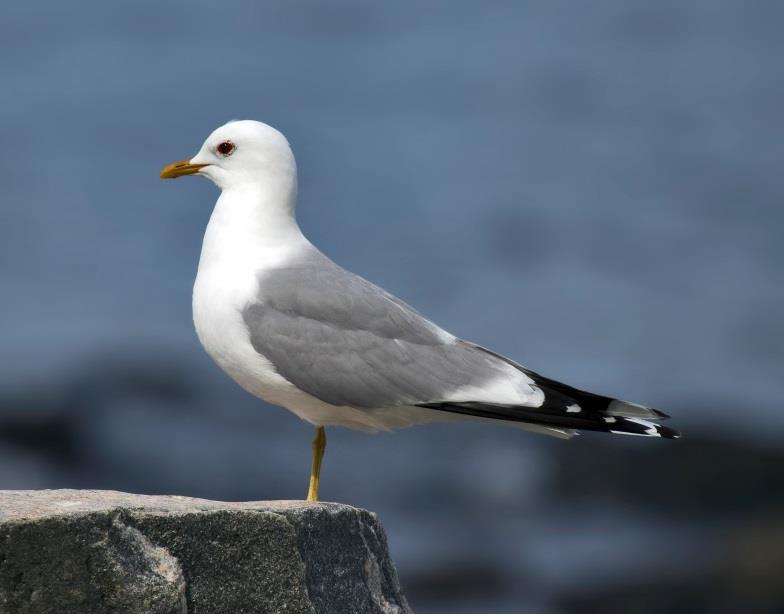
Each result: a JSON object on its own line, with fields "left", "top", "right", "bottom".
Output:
{"left": 160, "top": 120, "right": 297, "bottom": 197}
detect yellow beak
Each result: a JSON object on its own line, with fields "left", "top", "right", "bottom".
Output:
{"left": 159, "top": 159, "right": 207, "bottom": 179}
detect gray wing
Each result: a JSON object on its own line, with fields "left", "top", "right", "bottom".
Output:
{"left": 241, "top": 248, "right": 680, "bottom": 439}
{"left": 243, "top": 249, "right": 523, "bottom": 408}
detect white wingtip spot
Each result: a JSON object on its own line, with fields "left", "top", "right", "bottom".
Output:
{"left": 566, "top": 404, "right": 581, "bottom": 413}
{"left": 624, "top": 416, "right": 660, "bottom": 436}
{"left": 603, "top": 416, "right": 617, "bottom": 423}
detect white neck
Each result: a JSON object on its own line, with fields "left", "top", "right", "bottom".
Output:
{"left": 197, "top": 179, "right": 310, "bottom": 278}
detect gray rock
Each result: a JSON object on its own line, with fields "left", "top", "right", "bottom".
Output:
{"left": 0, "top": 490, "right": 411, "bottom": 614}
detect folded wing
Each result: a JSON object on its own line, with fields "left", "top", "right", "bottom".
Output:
{"left": 243, "top": 248, "right": 679, "bottom": 439}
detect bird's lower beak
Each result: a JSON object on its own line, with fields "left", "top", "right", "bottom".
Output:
{"left": 159, "top": 159, "right": 207, "bottom": 179}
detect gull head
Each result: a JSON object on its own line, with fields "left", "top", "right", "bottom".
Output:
{"left": 160, "top": 120, "right": 296, "bottom": 192}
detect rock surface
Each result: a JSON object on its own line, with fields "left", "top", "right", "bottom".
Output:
{"left": 0, "top": 490, "right": 411, "bottom": 614}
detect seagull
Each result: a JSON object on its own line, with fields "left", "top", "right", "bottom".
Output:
{"left": 160, "top": 120, "right": 679, "bottom": 502}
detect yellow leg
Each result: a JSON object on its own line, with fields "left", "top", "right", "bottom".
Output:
{"left": 306, "top": 426, "right": 326, "bottom": 502}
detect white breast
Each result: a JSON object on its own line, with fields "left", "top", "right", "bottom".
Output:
{"left": 191, "top": 188, "right": 365, "bottom": 426}
{"left": 193, "top": 190, "right": 296, "bottom": 395}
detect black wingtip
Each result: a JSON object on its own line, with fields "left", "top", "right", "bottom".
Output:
{"left": 610, "top": 418, "right": 682, "bottom": 439}
{"left": 657, "top": 424, "right": 681, "bottom": 439}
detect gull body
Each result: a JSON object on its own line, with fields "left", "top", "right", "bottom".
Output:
{"left": 187, "top": 121, "right": 545, "bottom": 432}
{"left": 161, "top": 120, "right": 679, "bottom": 500}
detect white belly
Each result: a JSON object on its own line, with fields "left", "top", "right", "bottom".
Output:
{"left": 193, "top": 269, "right": 284, "bottom": 401}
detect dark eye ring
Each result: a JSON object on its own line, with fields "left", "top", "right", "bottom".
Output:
{"left": 216, "top": 140, "right": 235, "bottom": 156}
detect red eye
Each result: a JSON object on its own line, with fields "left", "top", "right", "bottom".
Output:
{"left": 216, "top": 140, "right": 235, "bottom": 156}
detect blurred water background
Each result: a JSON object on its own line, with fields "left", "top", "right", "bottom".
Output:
{"left": 1, "top": 1, "right": 783, "bottom": 612}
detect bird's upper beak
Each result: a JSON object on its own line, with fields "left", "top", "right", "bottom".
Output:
{"left": 159, "top": 159, "right": 207, "bottom": 179}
